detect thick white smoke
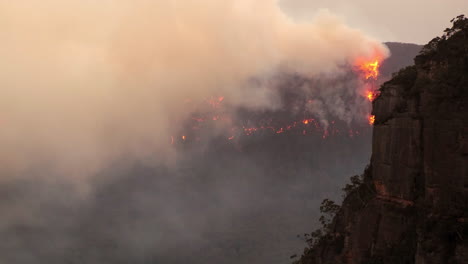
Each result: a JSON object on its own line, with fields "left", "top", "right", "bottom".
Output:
{"left": 0, "top": 0, "right": 388, "bottom": 180}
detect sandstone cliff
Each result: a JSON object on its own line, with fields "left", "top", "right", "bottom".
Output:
{"left": 295, "top": 16, "right": 468, "bottom": 264}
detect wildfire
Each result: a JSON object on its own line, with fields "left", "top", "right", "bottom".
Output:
{"left": 354, "top": 50, "right": 384, "bottom": 81}
{"left": 368, "top": 115, "right": 375, "bottom": 125}
{"left": 366, "top": 90, "right": 377, "bottom": 102}
{"left": 359, "top": 60, "right": 380, "bottom": 80}
{"left": 354, "top": 54, "right": 384, "bottom": 126}
{"left": 171, "top": 93, "right": 373, "bottom": 145}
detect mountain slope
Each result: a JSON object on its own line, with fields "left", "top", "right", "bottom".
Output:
{"left": 381, "top": 42, "right": 422, "bottom": 78}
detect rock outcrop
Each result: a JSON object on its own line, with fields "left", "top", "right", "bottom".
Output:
{"left": 296, "top": 16, "right": 468, "bottom": 264}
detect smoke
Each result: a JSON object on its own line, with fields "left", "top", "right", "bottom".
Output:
{"left": 0, "top": 0, "right": 388, "bottom": 180}
{"left": 0, "top": 2, "right": 393, "bottom": 263}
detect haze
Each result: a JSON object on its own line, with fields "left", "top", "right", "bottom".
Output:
{"left": 0, "top": 0, "right": 387, "bottom": 180}
{"left": 0, "top": 1, "right": 431, "bottom": 264}
{"left": 280, "top": 0, "right": 468, "bottom": 44}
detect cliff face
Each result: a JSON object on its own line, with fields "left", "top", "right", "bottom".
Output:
{"left": 297, "top": 16, "right": 468, "bottom": 264}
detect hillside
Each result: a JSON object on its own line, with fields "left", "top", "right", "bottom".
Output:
{"left": 381, "top": 42, "right": 423, "bottom": 78}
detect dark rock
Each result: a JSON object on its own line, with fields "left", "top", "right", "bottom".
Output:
{"left": 295, "top": 16, "right": 468, "bottom": 264}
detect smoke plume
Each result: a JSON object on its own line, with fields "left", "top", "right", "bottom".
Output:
{"left": 0, "top": 0, "right": 388, "bottom": 179}
{"left": 0, "top": 2, "right": 394, "bottom": 263}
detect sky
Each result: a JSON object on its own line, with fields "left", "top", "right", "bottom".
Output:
{"left": 280, "top": 0, "right": 468, "bottom": 44}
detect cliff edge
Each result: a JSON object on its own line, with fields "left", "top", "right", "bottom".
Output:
{"left": 295, "top": 15, "right": 468, "bottom": 264}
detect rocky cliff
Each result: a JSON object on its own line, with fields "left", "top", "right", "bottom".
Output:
{"left": 295, "top": 16, "right": 468, "bottom": 264}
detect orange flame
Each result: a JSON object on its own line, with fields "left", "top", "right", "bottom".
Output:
{"left": 368, "top": 115, "right": 375, "bottom": 125}
{"left": 355, "top": 54, "right": 384, "bottom": 126}
{"left": 357, "top": 60, "right": 380, "bottom": 80}
{"left": 366, "top": 91, "right": 376, "bottom": 102}
{"left": 355, "top": 55, "right": 383, "bottom": 81}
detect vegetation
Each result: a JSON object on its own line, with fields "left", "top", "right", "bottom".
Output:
{"left": 420, "top": 15, "right": 467, "bottom": 54}
{"left": 293, "top": 173, "right": 364, "bottom": 261}
{"left": 293, "top": 197, "right": 340, "bottom": 259}
{"left": 293, "top": 15, "right": 468, "bottom": 264}
{"left": 416, "top": 14, "right": 468, "bottom": 65}
{"left": 342, "top": 174, "right": 362, "bottom": 197}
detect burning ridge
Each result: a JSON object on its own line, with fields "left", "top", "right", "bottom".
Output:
{"left": 171, "top": 56, "right": 384, "bottom": 147}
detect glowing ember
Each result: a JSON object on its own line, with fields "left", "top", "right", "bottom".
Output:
{"left": 192, "top": 117, "right": 205, "bottom": 122}
{"left": 303, "top": 118, "right": 315, "bottom": 125}
{"left": 171, "top": 115, "right": 365, "bottom": 144}
{"left": 366, "top": 91, "right": 377, "bottom": 102}
{"left": 368, "top": 115, "right": 375, "bottom": 125}
{"left": 170, "top": 92, "right": 372, "bottom": 145}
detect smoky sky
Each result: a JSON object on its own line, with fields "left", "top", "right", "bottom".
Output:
{"left": 280, "top": 0, "right": 468, "bottom": 44}
{"left": 0, "top": 0, "right": 388, "bottom": 181}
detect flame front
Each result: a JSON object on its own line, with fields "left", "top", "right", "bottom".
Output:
{"left": 354, "top": 54, "right": 384, "bottom": 125}
{"left": 171, "top": 112, "right": 362, "bottom": 145}
{"left": 359, "top": 60, "right": 380, "bottom": 80}
{"left": 171, "top": 52, "right": 389, "bottom": 145}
